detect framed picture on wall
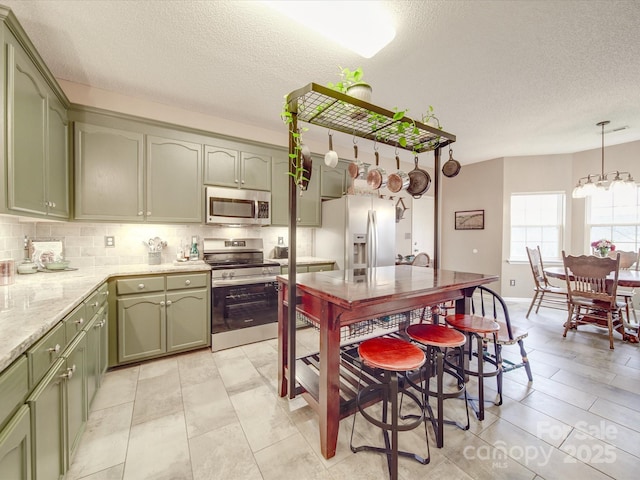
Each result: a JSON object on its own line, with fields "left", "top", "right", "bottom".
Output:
{"left": 455, "top": 210, "right": 484, "bottom": 230}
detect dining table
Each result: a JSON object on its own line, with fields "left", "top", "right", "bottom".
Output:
{"left": 277, "top": 265, "right": 499, "bottom": 459}
{"left": 544, "top": 266, "right": 640, "bottom": 342}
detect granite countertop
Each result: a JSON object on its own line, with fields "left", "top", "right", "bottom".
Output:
{"left": 0, "top": 261, "right": 211, "bottom": 372}
{"left": 268, "top": 256, "right": 336, "bottom": 266}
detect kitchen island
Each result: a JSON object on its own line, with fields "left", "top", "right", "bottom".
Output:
{"left": 277, "top": 265, "right": 499, "bottom": 459}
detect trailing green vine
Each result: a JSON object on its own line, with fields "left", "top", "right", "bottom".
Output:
{"left": 281, "top": 95, "right": 309, "bottom": 189}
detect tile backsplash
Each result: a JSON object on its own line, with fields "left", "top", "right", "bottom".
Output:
{"left": 0, "top": 214, "right": 313, "bottom": 268}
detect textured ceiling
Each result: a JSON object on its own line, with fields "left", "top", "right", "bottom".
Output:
{"left": 4, "top": 0, "right": 640, "bottom": 164}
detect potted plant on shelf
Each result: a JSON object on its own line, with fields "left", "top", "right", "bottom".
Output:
{"left": 327, "top": 66, "right": 372, "bottom": 102}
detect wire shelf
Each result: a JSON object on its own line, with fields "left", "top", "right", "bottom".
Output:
{"left": 286, "top": 83, "right": 456, "bottom": 154}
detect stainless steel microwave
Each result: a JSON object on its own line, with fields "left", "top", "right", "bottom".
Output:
{"left": 205, "top": 186, "right": 271, "bottom": 226}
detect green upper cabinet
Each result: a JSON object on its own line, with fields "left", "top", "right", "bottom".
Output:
{"left": 74, "top": 123, "right": 144, "bottom": 221}
{"left": 5, "top": 30, "right": 69, "bottom": 219}
{"left": 204, "top": 144, "right": 271, "bottom": 191}
{"left": 146, "top": 136, "right": 202, "bottom": 223}
{"left": 271, "top": 152, "right": 321, "bottom": 227}
{"left": 321, "top": 159, "right": 350, "bottom": 199}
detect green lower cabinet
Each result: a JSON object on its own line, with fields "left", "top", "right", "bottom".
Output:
{"left": 85, "top": 306, "right": 108, "bottom": 407}
{"left": 117, "top": 293, "right": 166, "bottom": 364}
{"left": 0, "top": 405, "right": 31, "bottom": 480}
{"left": 166, "top": 289, "right": 209, "bottom": 352}
{"left": 64, "top": 334, "right": 87, "bottom": 468}
{"left": 27, "top": 358, "right": 65, "bottom": 480}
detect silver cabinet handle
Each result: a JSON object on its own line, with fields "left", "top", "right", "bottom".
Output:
{"left": 62, "top": 364, "right": 76, "bottom": 379}
{"left": 100, "top": 319, "right": 106, "bottom": 328}
{"left": 138, "top": 211, "right": 143, "bottom": 216}
{"left": 138, "top": 284, "right": 145, "bottom": 289}
{"left": 185, "top": 280, "right": 191, "bottom": 286}
{"left": 91, "top": 301, "right": 99, "bottom": 308}
{"left": 75, "top": 317, "right": 84, "bottom": 325}
{"left": 51, "top": 202, "right": 56, "bottom": 208}
{"left": 101, "top": 291, "right": 108, "bottom": 296}
{"left": 166, "top": 300, "right": 172, "bottom": 306}
{"left": 147, "top": 211, "right": 151, "bottom": 216}
{"left": 48, "top": 344, "right": 61, "bottom": 353}
{"left": 160, "top": 300, "right": 165, "bottom": 306}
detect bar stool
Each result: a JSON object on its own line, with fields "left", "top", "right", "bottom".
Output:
{"left": 445, "top": 313, "right": 500, "bottom": 421}
{"left": 350, "top": 337, "right": 430, "bottom": 480}
{"left": 405, "top": 323, "right": 470, "bottom": 448}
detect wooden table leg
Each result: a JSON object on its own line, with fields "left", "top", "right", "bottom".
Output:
{"left": 318, "top": 300, "right": 340, "bottom": 459}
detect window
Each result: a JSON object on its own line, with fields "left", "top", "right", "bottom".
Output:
{"left": 510, "top": 193, "right": 565, "bottom": 261}
{"left": 587, "top": 186, "right": 640, "bottom": 252}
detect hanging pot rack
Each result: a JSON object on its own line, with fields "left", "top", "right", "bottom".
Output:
{"left": 283, "top": 82, "right": 457, "bottom": 398}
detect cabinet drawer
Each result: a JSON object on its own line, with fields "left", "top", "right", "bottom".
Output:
{"left": 166, "top": 273, "right": 208, "bottom": 291}
{"left": 0, "top": 356, "right": 28, "bottom": 428}
{"left": 64, "top": 303, "right": 88, "bottom": 343}
{"left": 116, "top": 276, "right": 164, "bottom": 295}
{"left": 85, "top": 282, "right": 109, "bottom": 317}
{"left": 308, "top": 263, "right": 334, "bottom": 273}
{"left": 27, "top": 322, "right": 66, "bottom": 389}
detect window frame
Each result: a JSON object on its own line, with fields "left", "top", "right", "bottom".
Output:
{"left": 586, "top": 185, "right": 640, "bottom": 253}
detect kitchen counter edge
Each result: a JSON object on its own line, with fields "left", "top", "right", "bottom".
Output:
{"left": 0, "top": 262, "right": 212, "bottom": 372}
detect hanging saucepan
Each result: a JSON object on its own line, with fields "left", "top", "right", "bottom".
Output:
{"left": 348, "top": 139, "right": 366, "bottom": 179}
{"left": 387, "top": 150, "right": 410, "bottom": 193}
{"left": 442, "top": 147, "right": 461, "bottom": 178}
{"left": 324, "top": 131, "right": 338, "bottom": 168}
{"left": 299, "top": 142, "right": 313, "bottom": 191}
{"left": 366, "top": 144, "right": 387, "bottom": 190}
{"left": 406, "top": 155, "right": 431, "bottom": 199}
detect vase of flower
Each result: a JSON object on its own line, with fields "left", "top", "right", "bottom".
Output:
{"left": 591, "top": 239, "right": 615, "bottom": 257}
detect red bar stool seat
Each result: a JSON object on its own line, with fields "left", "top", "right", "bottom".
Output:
{"left": 405, "top": 323, "right": 470, "bottom": 448}
{"left": 350, "top": 337, "right": 430, "bottom": 480}
{"left": 445, "top": 313, "right": 500, "bottom": 421}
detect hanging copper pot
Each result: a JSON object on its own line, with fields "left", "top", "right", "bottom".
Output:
{"left": 366, "top": 147, "right": 387, "bottom": 190}
{"left": 387, "top": 152, "right": 410, "bottom": 193}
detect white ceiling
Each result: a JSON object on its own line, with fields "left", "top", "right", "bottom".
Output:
{"left": 4, "top": 0, "right": 640, "bottom": 165}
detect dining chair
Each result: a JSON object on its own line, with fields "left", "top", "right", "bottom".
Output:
{"left": 411, "top": 252, "right": 430, "bottom": 267}
{"left": 606, "top": 249, "right": 639, "bottom": 325}
{"left": 562, "top": 251, "right": 623, "bottom": 349}
{"left": 525, "top": 246, "right": 568, "bottom": 318}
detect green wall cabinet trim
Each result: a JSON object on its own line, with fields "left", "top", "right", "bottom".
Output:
{"left": 271, "top": 154, "right": 321, "bottom": 227}
{"left": 5, "top": 31, "right": 70, "bottom": 220}
{"left": 146, "top": 136, "right": 203, "bottom": 223}
{"left": 114, "top": 272, "right": 210, "bottom": 365}
{"left": 0, "top": 404, "right": 31, "bottom": 480}
{"left": 74, "top": 123, "right": 145, "bottom": 221}
{"left": 27, "top": 358, "right": 66, "bottom": 480}
{"left": 204, "top": 145, "right": 271, "bottom": 191}
{"left": 0, "top": 356, "right": 28, "bottom": 430}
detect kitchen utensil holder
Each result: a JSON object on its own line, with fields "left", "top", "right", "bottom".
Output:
{"left": 148, "top": 251, "right": 161, "bottom": 265}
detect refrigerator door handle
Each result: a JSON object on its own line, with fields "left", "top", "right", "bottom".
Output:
{"left": 368, "top": 210, "right": 378, "bottom": 268}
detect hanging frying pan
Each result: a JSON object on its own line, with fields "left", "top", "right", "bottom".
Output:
{"left": 406, "top": 155, "right": 431, "bottom": 199}
{"left": 442, "top": 147, "right": 461, "bottom": 178}
{"left": 387, "top": 150, "right": 410, "bottom": 193}
{"left": 299, "top": 143, "right": 313, "bottom": 191}
{"left": 366, "top": 145, "right": 387, "bottom": 190}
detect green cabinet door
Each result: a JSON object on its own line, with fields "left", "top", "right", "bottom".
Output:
{"left": 46, "top": 95, "right": 70, "bottom": 219}
{"left": 27, "top": 358, "right": 66, "bottom": 480}
{"left": 271, "top": 153, "right": 321, "bottom": 227}
{"left": 64, "top": 334, "right": 87, "bottom": 468}
{"left": 74, "top": 123, "right": 144, "bottom": 221}
{"left": 321, "top": 160, "right": 350, "bottom": 199}
{"left": 117, "top": 293, "right": 166, "bottom": 363}
{"left": 204, "top": 146, "right": 239, "bottom": 188}
{"left": 0, "top": 405, "right": 31, "bottom": 480}
{"left": 146, "top": 136, "right": 202, "bottom": 223}
{"left": 6, "top": 37, "right": 47, "bottom": 216}
{"left": 166, "top": 289, "right": 209, "bottom": 352}
{"left": 97, "top": 306, "right": 109, "bottom": 382}
{"left": 84, "top": 316, "right": 99, "bottom": 408}
{"left": 204, "top": 145, "right": 271, "bottom": 191}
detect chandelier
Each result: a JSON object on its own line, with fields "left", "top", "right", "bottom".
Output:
{"left": 572, "top": 121, "right": 635, "bottom": 199}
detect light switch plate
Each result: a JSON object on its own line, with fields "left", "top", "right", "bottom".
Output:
{"left": 105, "top": 236, "right": 115, "bottom": 248}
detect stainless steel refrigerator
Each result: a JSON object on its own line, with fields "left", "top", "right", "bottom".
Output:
{"left": 316, "top": 196, "right": 396, "bottom": 270}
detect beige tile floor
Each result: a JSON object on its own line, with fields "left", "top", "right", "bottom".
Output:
{"left": 66, "top": 300, "right": 640, "bottom": 480}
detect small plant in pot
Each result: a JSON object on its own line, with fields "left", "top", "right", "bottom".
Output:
{"left": 327, "top": 66, "right": 372, "bottom": 102}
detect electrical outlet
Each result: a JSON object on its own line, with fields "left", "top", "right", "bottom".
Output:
{"left": 278, "top": 236, "right": 284, "bottom": 245}
{"left": 105, "top": 236, "right": 115, "bottom": 248}
{"left": 509, "top": 279, "right": 516, "bottom": 286}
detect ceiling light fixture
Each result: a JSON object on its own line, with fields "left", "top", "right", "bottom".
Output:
{"left": 262, "top": 1, "right": 396, "bottom": 58}
{"left": 571, "top": 121, "right": 635, "bottom": 199}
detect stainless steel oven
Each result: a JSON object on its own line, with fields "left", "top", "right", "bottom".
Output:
{"left": 204, "top": 238, "right": 279, "bottom": 351}
{"left": 205, "top": 186, "right": 270, "bottom": 226}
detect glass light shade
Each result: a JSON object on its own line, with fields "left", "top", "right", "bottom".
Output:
{"left": 572, "top": 184, "right": 586, "bottom": 199}
{"left": 582, "top": 181, "right": 598, "bottom": 196}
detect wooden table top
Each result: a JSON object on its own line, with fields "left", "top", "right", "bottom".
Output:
{"left": 277, "top": 265, "right": 499, "bottom": 308}
{"left": 545, "top": 266, "right": 640, "bottom": 288}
